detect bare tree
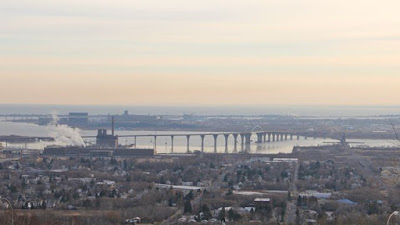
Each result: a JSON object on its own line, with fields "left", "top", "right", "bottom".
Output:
{"left": 389, "top": 121, "right": 400, "bottom": 147}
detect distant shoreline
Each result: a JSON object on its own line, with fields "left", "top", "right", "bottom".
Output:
{"left": 1, "top": 104, "right": 400, "bottom": 117}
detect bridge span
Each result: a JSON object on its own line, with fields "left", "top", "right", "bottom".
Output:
{"left": 82, "top": 131, "right": 305, "bottom": 154}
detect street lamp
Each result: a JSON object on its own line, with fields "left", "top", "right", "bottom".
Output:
{"left": 386, "top": 211, "right": 399, "bottom": 225}
{"left": 1, "top": 198, "right": 14, "bottom": 225}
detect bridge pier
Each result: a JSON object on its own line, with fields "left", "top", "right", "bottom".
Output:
{"left": 134, "top": 136, "right": 137, "bottom": 147}
{"left": 272, "top": 133, "right": 276, "bottom": 142}
{"left": 240, "top": 134, "right": 245, "bottom": 151}
{"left": 213, "top": 134, "right": 218, "bottom": 153}
{"left": 153, "top": 136, "right": 157, "bottom": 150}
{"left": 245, "top": 133, "right": 251, "bottom": 145}
{"left": 256, "top": 132, "right": 263, "bottom": 144}
{"left": 233, "top": 133, "right": 238, "bottom": 152}
{"left": 245, "top": 133, "right": 251, "bottom": 152}
{"left": 186, "top": 135, "right": 190, "bottom": 153}
{"left": 285, "top": 134, "right": 288, "bottom": 141}
{"left": 290, "top": 134, "right": 293, "bottom": 140}
{"left": 171, "top": 136, "right": 174, "bottom": 153}
{"left": 268, "top": 133, "right": 271, "bottom": 142}
{"left": 280, "top": 133, "right": 284, "bottom": 141}
{"left": 200, "top": 135, "right": 205, "bottom": 153}
{"left": 224, "top": 134, "right": 230, "bottom": 153}
{"left": 297, "top": 135, "right": 300, "bottom": 140}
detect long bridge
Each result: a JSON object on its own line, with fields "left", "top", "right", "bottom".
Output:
{"left": 82, "top": 131, "right": 308, "bottom": 153}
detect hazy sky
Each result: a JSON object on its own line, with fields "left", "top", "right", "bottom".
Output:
{"left": 1, "top": 0, "right": 399, "bottom": 105}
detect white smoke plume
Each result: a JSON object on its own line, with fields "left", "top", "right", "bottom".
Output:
{"left": 48, "top": 113, "right": 86, "bottom": 147}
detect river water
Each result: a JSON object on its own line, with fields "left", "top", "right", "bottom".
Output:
{"left": 0, "top": 121, "right": 398, "bottom": 154}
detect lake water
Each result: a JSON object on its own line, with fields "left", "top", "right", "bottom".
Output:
{"left": 0, "top": 121, "right": 398, "bottom": 154}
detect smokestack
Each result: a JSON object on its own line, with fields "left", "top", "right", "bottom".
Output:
{"left": 112, "top": 116, "right": 115, "bottom": 136}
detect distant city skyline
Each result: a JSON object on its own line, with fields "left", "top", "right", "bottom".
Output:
{"left": 1, "top": 0, "right": 399, "bottom": 105}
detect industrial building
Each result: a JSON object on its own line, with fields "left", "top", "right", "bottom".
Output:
{"left": 96, "top": 116, "right": 118, "bottom": 148}
{"left": 43, "top": 146, "right": 154, "bottom": 157}
{"left": 68, "top": 112, "right": 89, "bottom": 126}
{"left": 96, "top": 129, "right": 118, "bottom": 148}
{"left": 119, "top": 110, "right": 161, "bottom": 123}
{"left": 107, "top": 110, "right": 163, "bottom": 129}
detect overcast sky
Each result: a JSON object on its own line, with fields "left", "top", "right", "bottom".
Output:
{"left": 1, "top": 0, "right": 399, "bottom": 105}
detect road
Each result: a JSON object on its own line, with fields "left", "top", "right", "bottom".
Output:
{"left": 285, "top": 160, "right": 299, "bottom": 225}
